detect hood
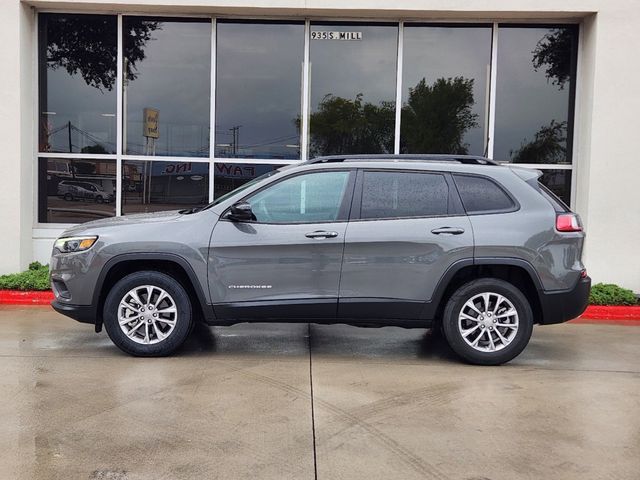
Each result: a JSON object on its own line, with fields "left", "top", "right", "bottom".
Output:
{"left": 60, "top": 210, "right": 184, "bottom": 237}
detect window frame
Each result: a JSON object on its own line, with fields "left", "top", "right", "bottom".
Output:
{"left": 350, "top": 168, "right": 465, "bottom": 222}
{"left": 220, "top": 168, "right": 357, "bottom": 225}
{"left": 33, "top": 12, "right": 581, "bottom": 229}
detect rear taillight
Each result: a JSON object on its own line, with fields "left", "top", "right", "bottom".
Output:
{"left": 556, "top": 213, "right": 583, "bottom": 232}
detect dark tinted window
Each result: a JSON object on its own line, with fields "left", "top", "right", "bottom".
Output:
{"left": 38, "top": 158, "right": 116, "bottom": 223}
{"left": 216, "top": 21, "right": 304, "bottom": 159}
{"left": 361, "top": 171, "right": 449, "bottom": 219}
{"left": 494, "top": 26, "right": 578, "bottom": 164}
{"left": 121, "top": 160, "right": 209, "bottom": 214}
{"left": 539, "top": 169, "right": 572, "bottom": 208}
{"left": 401, "top": 25, "right": 492, "bottom": 156}
{"left": 123, "top": 17, "right": 211, "bottom": 157}
{"left": 38, "top": 14, "right": 117, "bottom": 154}
{"left": 309, "top": 23, "right": 398, "bottom": 157}
{"left": 453, "top": 174, "right": 515, "bottom": 213}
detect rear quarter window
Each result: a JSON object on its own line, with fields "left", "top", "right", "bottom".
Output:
{"left": 453, "top": 174, "right": 516, "bottom": 214}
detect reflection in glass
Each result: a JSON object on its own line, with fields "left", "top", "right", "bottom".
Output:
{"left": 213, "top": 163, "right": 284, "bottom": 199}
{"left": 309, "top": 23, "right": 398, "bottom": 157}
{"left": 494, "top": 26, "right": 578, "bottom": 164}
{"left": 401, "top": 25, "right": 492, "bottom": 155}
{"left": 539, "top": 169, "right": 572, "bottom": 206}
{"left": 216, "top": 21, "right": 304, "bottom": 160}
{"left": 123, "top": 17, "right": 211, "bottom": 157}
{"left": 38, "top": 158, "right": 116, "bottom": 223}
{"left": 38, "top": 14, "right": 117, "bottom": 153}
{"left": 122, "top": 161, "right": 209, "bottom": 214}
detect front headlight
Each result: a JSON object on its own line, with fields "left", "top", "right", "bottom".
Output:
{"left": 54, "top": 236, "right": 98, "bottom": 254}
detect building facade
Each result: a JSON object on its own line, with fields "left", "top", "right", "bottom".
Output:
{"left": 1, "top": 0, "right": 639, "bottom": 292}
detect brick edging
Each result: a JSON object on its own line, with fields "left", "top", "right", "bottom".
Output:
{"left": 1, "top": 290, "right": 639, "bottom": 322}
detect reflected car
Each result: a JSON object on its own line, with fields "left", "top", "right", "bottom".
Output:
{"left": 57, "top": 180, "right": 114, "bottom": 204}
{"left": 50, "top": 155, "right": 590, "bottom": 365}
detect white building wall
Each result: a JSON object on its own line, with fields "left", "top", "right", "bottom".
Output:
{"left": 0, "top": 0, "right": 638, "bottom": 291}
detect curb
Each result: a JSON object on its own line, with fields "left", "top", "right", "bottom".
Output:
{"left": 0, "top": 290, "right": 54, "bottom": 305}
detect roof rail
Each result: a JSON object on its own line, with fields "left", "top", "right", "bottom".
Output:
{"left": 306, "top": 154, "right": 499, "bottom": 166}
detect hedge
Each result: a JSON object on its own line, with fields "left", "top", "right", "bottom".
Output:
{"left": 588, "top": 283, "right": 638, "bottom": 306}
{"left": 0, "top": 262, "right": 50, "bottom": 291}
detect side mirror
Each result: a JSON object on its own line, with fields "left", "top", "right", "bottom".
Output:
{"left": 227, "top": 201, "right": 255, "bottom": 222}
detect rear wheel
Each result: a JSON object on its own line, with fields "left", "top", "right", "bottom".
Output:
{"left": 442, "top": 278, "right": 533, "bottom": 365}
{"left": 103, "top": 271, "right": 193, "bottom": 356}
{"left": 95, "top": 196, "right": 104, "bottom": 204}
{"left": 63, "top": 193, "right": 73, "bottom": 201}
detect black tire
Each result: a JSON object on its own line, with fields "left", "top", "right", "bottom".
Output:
{"left": 103, "top": 271, "right": 193, "bottom": 357}
{"left": 441, "top": 278, "right": 534, "bottom": 366}
{"left": 63, "top": 193, "right": 73, "bottom": 201}
{"left": 95, "top": 196, "right": 104, "bottom": 204}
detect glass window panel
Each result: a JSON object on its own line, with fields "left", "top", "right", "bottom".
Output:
{"left": 247, "top": 171, "right": 350, "bottom": 223}
{"left": 309, "top": 23, "right": 398, "bottom": 157}
{"left": 361, "top": 171, "right": 449, "bottom": 219}
{"left": 494, "top": 26, "right": 578, "bottom": 164}
{"left": 122, "top": 160, "right": 210, "bottom": 214}
{"left": 216, "top": 21, "right": 304, "bottom": 160}
{"left": 123, "top": 17, "right": 211, "bottom": 157}
{"left": 213, "top": 163, "right": 284, "bottom": 199}
{"left": 539, "top": 169, "right": 572, "bottom": 206}
{"left": 38, "top": 158, "right": 116, "bottom": 223}
{"left": 38, "top": 14, "right": 117, "bottom": 154}
{"left": 401, "top": 25, "right": 492, "bottom": 156}
{"left": 452, "top": 174, "right": 515, "bottom": 213}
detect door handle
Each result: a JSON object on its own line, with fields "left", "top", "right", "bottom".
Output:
{"left": 305, "top": 230, "right": 339, "bottom": 239}
{"left": 431, "top": 227, "right": 465, "bottom": 235}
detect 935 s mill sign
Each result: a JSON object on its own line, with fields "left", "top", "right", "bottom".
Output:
{"left": 311, "top": 31, "right": 362, "bottom": 40}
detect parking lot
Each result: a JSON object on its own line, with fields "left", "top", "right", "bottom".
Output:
{"left": 1, "top": 306, "right": 638, "bottom": 480}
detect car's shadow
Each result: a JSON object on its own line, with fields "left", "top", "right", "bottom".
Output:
{"left": 179, "top": 321, "right": 460, "bottom": 363}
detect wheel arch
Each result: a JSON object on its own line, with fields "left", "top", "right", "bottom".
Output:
{"left": 93, "top": 253, "right": 213, "bottom": 332}
{"left": 425, "top": 258, "right": 543, "bottom": 325}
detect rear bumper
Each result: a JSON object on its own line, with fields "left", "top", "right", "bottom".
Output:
{"left": 539, "top": 276, "right": 591, "bottom": 325}
{"left": 51, "top": 300, "right": 96, "bottom": 325}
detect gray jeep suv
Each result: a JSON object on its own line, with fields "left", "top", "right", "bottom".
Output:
{"left": 50, "top": 155, "right": 591, "bottom": 365}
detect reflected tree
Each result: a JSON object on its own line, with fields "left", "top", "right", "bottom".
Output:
{"left": 42, "top": 15, "right": 160, "bottom": 91}
{"left": 309, "top": 94, "right": 395, "bottom": 156}
{"left": 400, "top": 77, "right": 478, "bottom": 154}
{"left": 532, "top": 28, "right": 574, "bottom": 90}
{"left": 510, "top": 120, "right": 567, "bottom": 164}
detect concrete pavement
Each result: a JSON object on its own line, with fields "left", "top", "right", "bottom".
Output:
{"left": 0, "top": 306, "right": 638, "bottom": 480}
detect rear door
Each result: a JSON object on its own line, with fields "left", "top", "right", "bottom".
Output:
{"left": 338, "top": 169, "right": 473, "bottom": 319}
{"left": 209, "top": 169, "right": 355, "bottom": 320}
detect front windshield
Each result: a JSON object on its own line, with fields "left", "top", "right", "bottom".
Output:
{"left": 203, "top": 169, "right": 282, "bottom": 209}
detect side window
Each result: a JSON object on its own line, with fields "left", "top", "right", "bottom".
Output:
{"left": 361, "top": 171, "right": 449, "bottom": 219}
{"left": 453, "top": 174, "right": 515, "bottom": 214}
{"left": 247, "top": 171, "right": 350, "bottom": 223}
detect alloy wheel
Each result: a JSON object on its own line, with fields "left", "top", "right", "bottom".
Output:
{"left": 118, "top": 285, "right": 177, "bottom": 345}
{"left": 457, "top": 292, "right": 519, "bottom": 352}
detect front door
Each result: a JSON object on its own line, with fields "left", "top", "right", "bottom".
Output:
{"left": 209, "top": 169, "right": 355, "bottom": 320}
{"left": 338, "top": 169, "right": 474, "bottom": 319}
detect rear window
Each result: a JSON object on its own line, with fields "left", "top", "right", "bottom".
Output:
{"left": 453, "top": 174, "right": 515, "bottom": 214}
{"left": 361, "top": 171, "right": 449, "bottom": 219}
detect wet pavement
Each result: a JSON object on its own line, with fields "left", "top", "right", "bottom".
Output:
{"left": 0, "top": 306, "right": 639, "bottom": 480}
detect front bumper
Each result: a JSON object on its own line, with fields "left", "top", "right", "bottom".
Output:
{"left": 51, "top": 300, "right": 96, "bottom": 325}
{"left": 539, "top": 276, "right": 591, "bottom": 325}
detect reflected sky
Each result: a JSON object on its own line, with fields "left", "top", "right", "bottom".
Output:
{"left": 402, "top": 25, "right": 492, "bottom": 156}
{"left": 39, "top": 14, "right": 117, "bottom": 154}
{"left": 216, "top": 21, "right": 304, "bottom": 160}
{"left": 309, "top": 23, "right": 398, "bottom": 157}
{"left": 494, "top": 26, "right": 576, "bottom": 163}
{"left": 124, "top": 18, "right": 211, "bottom": 157}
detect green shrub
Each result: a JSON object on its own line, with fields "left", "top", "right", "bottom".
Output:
{"left": 0, "top": 263, "right": 50, "bottom": 291}
{"left": 589, "top": 283, "right": 638, "bottom": 306}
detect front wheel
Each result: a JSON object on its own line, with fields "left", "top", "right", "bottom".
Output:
{"left": 103, "top": 271, "right": 193, "bottom": 356}
{"left": 441, "top": 279, "right": 534, "bottom": 365}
